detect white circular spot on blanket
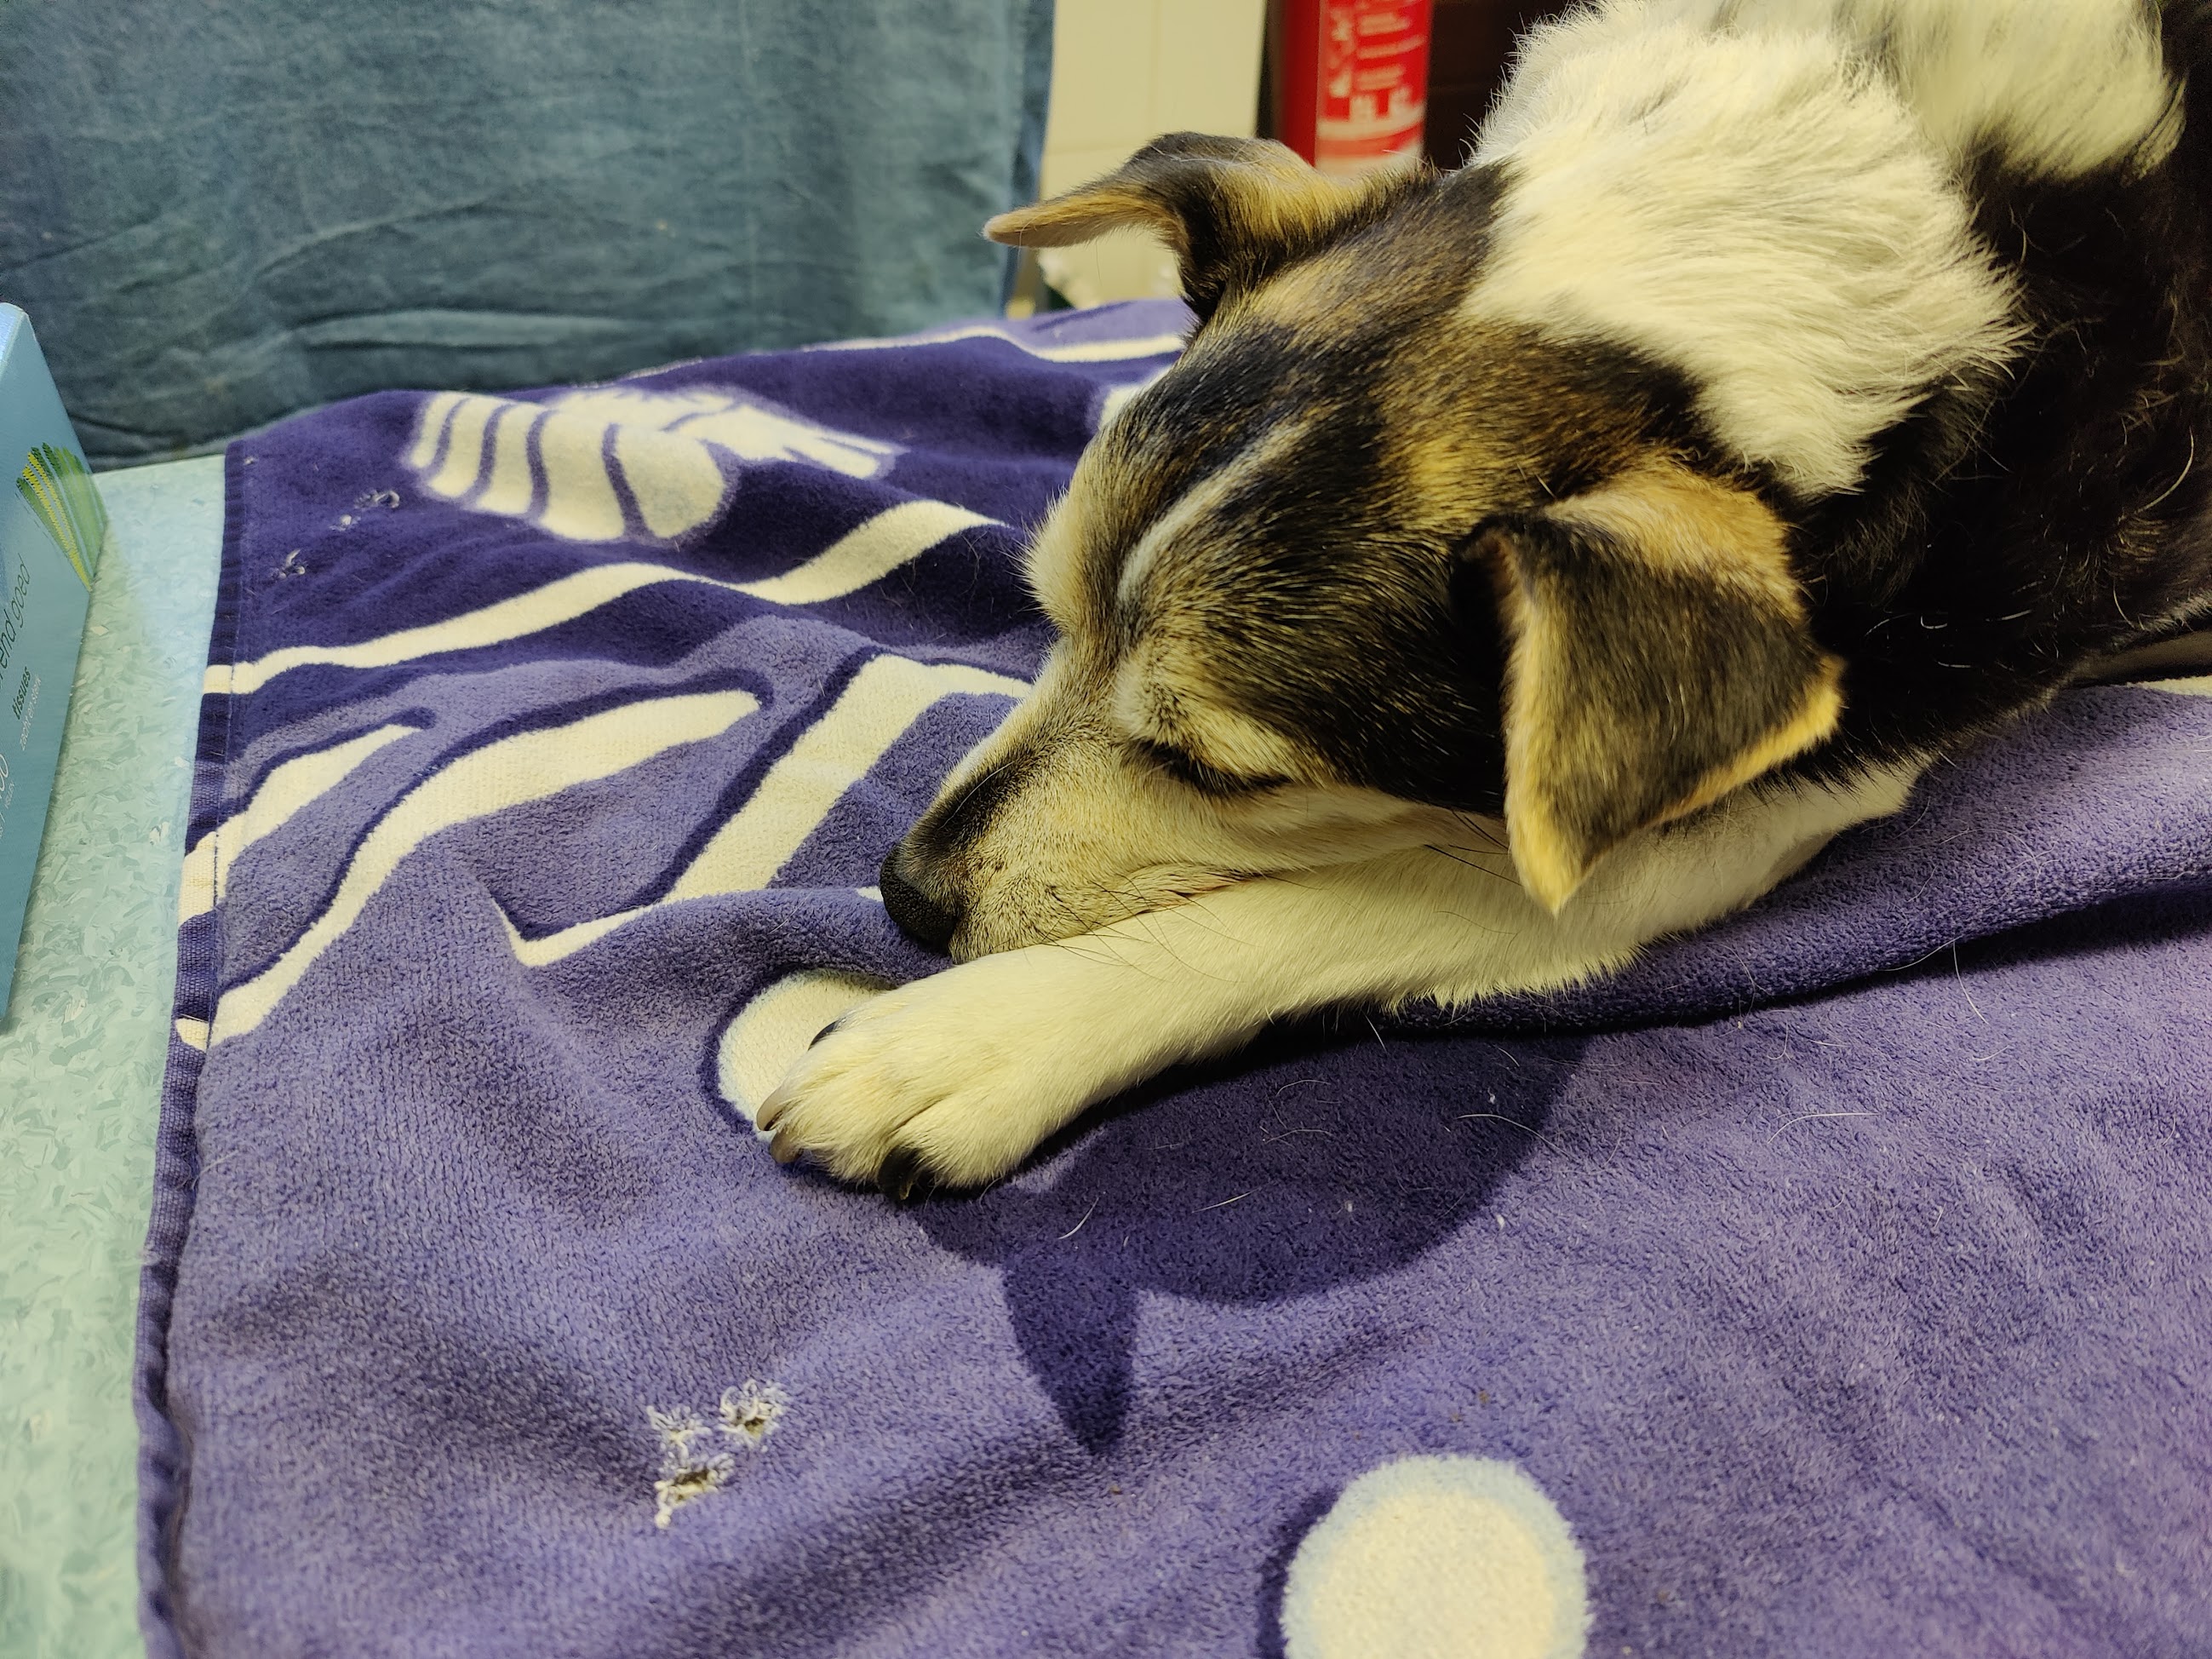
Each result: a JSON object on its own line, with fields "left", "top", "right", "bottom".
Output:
{"left": 1281, "top": 1455, "right": 1590, "bottom": 1659}
{"left": 717, "top": 970, "right": 890, "bottom": 1128}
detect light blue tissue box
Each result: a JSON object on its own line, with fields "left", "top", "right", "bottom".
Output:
{"left": 0, "top": 303, "right": 104, "bottom": 1017}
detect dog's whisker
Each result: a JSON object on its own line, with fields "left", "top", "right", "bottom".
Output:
{"left": 1426, "top": 844, "right": 1519, "bottom": 886}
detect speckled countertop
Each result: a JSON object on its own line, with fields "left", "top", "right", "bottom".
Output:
{"left": 0, "top": 456, "right": 223, "bottom": 1659}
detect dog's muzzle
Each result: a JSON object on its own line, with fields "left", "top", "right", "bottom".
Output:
{"left": 879, "top": 845, "right": 961, "bottom": 953}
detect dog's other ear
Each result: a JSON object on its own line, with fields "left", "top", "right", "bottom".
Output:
{"left": 984, "top": 134, "right": 1409, "bottom": 320}
{"left": 1469, "top": 466, "right": 1845, "bottom": 911}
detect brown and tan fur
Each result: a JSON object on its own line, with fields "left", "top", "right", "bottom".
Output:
{"left": 759, "top": 2, "right": 2212, "bottom": 1197}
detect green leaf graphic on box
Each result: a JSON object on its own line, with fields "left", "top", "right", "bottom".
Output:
{"left": 16, "top": 442, "right": 106, "bottom": 588}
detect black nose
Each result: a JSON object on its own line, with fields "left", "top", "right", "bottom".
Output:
{"left": 879, "top": 846, "right": 960, "bottom": 952}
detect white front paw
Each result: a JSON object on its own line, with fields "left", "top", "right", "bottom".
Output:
{"left": 755, "top": 946, "right": 1149, "bottom": 1197}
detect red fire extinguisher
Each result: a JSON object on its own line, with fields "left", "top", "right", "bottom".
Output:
{"left": 1271, "top": 0, "right": 1435, "bottom": 175}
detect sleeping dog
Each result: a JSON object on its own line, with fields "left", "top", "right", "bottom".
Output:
{"left": 759, "top": 0, "right": 2212, "bottom": 1197}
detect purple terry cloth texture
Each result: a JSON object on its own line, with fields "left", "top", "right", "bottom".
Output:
{"left": 136, "top": 300, "right": 2212, "bottom": 1657}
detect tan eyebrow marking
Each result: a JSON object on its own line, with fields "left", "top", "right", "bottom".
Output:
{"left": 1111, "top": 637, "right": 1310, "bottom": 793}
{"left": 1111, "top": 415, "right": 1311, "bottom": 617}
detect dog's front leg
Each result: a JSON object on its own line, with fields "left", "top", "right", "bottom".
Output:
{"left": 757, "top": 848, "right": 1563, "bottom": 1197}
{"left": 758, "top": 770, "right": 1913, "bottom": 1195}
{"left": 756, "top": 915, "right": 1288, "bottom": 1197}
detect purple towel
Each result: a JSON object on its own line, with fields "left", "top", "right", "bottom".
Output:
{"left": 137, "top": 301, "right": 2212, "bottom": 1657}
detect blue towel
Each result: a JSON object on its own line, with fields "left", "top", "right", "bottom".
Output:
{"left": 138, "top": 301, "right": 2212, "bottom": 1657}
{"left": 0, "top": 0, "right": 1052, "bottom": 466}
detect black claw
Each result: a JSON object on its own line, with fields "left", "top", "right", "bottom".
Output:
{"left": 808, "top": 1016, "right": 848, "bottom": 1050}
{"left": 877, "top": 1146, "right": 934, "bottom": 1205}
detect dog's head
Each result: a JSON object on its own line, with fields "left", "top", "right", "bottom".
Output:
{"left": 881, "top": 135, "right": 1844, "bottom": 958}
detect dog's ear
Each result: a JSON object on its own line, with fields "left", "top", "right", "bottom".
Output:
{"left": 984, "top": 134, "right": 1409, "bottom": 320}
{"left": 1468, "top": 466, "right": 1845, "bottom": 911}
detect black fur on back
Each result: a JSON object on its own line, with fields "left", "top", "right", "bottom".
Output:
{"left": 1787, "top": 0, "right": 2212, "bottom": 783}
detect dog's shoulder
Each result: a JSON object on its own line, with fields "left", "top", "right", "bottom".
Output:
{"left": 1464, "top": 0, "right": 2212, "bottom": 779}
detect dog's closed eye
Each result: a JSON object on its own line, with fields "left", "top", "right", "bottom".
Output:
{"left": 1128, "top": 737, "right": 1289, "bottom": 797}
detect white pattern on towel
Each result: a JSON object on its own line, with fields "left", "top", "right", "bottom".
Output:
{"left": 504, "top": 654, "right": 1025, "bottom": 967}
{"left": 179, "top": 724, "right": 420, "bottom": 922}
{"left": 210, "top": 690, "right": 761, "bottom": 1043}
{"left": 409, "top": 384, "right": 901, "bottom": 545}
{"left": 208, "top": 502, "right": 1006, "bottom": 698}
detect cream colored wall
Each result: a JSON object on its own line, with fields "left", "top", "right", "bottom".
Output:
{"left": 1029, "top": 0, "right": 1269, "bottom": 309}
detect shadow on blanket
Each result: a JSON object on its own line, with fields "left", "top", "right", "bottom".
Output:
{"left": 914, "top": 1025, "right": 1590, "bottom": 1451}
{"left": 902, "top": 868, "right": 2212, "bottom": 1457}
